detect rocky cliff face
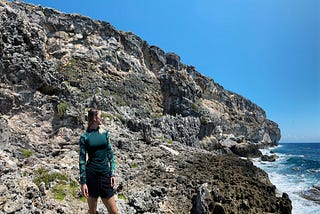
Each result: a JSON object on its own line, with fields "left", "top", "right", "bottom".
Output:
{"left": 0, "top": 1, "right": 290, "bottom": 213}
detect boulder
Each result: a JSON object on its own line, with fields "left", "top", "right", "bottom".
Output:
{"left": 261, "top": 154, "right": 279, "bottom": 162}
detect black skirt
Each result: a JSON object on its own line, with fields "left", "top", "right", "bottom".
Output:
{"left": 86, "top": 168, "right": 114, "bottom": 199}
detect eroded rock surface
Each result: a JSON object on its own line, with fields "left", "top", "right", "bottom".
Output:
{"left": 0, "top": 0, "right": 290, "bottom": 213}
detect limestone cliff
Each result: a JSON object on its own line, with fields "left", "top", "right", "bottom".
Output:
{"left": 0, "top": 1, "right": 290, "bottom": 213}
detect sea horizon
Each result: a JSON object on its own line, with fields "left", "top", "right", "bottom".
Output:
{"left": 280, "top": 141, "right": 320, "bottom": 144}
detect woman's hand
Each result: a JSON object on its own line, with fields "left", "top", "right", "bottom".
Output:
{"left": 81, "top": 184, "right": 89, "bottom": 198}
{"left": 111, "top": 176, "right": 116, "bottom": 188}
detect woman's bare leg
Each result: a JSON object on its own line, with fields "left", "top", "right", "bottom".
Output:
{"left": 101, "top": 196, "right": 118, "bottom": 214}
{"left": 87, "top": 197, "right": 98, "bottom": 214}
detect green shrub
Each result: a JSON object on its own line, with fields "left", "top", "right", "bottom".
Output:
{"left": 200, "top": 116, "right": 208, "bottom": 125}
{"left": 52, "top": 184, "right": 66, "bottom": 200}
{"left": 101, "top": 112, "right": 108, "bottom": 120}
{"left": 52, "top": 179, "right": 79, "bottom": 201}
{"left": 33, "top": 168, "right": 80, "bottom": 201}
{"left": 115, "top": 114, "right": 124, "bottom": 121}
{"left": 102, "top": 90, "right": 110, "bottom": 97}
{"left": 79, "top": 196, "right": 86, "bottom": 202}
{"left": 191, "top": 103, "right": 199, "bottom": 111}
{"left": 19, "top": 148, "right": 33, "bottom": 158}
{"left": 82, "top": 91, "right": 91, "bottom": 99}
{"left": 57, "top": 102, "right": 68, "bottom": 117}
{"left": 118, "top": 193, "right": 127, "bottom": 200}
{"left": 61, "top": 58, "right": 78, "bottom": 75}
{"left": 33, "top": 168, "right": 68, "bottom": 187}
{"left": 157, "top": 136, "right": 165, "bottom": 141}
{"left": 130, "top": 163, "right": 138, "bottom": 169}
{"left": 113, "top": 94, "right": 126, "bottom": 106}
{"left": 157, "top": 136, "right": 173, "bottom": 144}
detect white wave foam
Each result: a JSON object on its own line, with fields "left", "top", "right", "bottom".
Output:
{"left": 253, "top": 153, "right": 320, "bottom": 214}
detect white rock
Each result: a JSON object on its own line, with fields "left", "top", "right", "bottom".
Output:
{"left": 3, "top": 199, "right": 23, "bottom": 213}
{"left": 159, "top": 145, "right": 179, "bottom": 156}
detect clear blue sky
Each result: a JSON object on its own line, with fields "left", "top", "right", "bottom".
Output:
{"left": 21, "top": 0, "right": 320, "bottom": 142}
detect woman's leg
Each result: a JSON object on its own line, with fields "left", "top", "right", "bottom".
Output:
{"left": 101, "top": 196, "right": 118, "bottom": 214}
{"left": 87, "top": 197, "right": 98, "bottom": 214}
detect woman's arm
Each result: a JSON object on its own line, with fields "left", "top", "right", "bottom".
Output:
{"left": 106, "top": 132, "right": 115, "bottom": 177}
{"left": 79, "top": 136, "right": 87, "bottom": 184}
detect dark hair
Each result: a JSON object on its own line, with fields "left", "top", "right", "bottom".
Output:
{"left": 87, "top": 109, "right": 99, "bottom": 130}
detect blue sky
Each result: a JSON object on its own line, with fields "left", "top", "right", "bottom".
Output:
{"left": 21, "top": 0, "right": 320, "bottom": 142}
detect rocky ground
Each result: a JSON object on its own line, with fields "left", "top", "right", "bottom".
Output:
{"left": 0, "top": 0, "right": 292, "bottom": 213}
{"left": 0, "top": 107, "right": 291, "bottom": 213}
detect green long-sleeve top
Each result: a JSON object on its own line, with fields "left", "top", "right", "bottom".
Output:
{"left": 79, "top": 128, "right": 115, "bottom": 184}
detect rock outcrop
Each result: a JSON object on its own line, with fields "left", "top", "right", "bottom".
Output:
{"left": 0, "top": 0, "right": 290, "bottom": 213}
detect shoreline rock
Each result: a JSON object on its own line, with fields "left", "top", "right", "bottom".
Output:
{"left": 261, "top": 154, "right": 279, "bottom": 162}
{"left": 300, "top": 186, "right": 320, "bottom": 204}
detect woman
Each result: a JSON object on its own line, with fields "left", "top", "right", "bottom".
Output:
{"left": 79, "top": 109, "right": 118, "bottom": 214}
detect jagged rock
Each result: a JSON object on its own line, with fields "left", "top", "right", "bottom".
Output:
{"left": 300, "top": 186, "right": 320, "bottom": 204}
{"left": 155, "top": 115, "right": 201, "bottom": 147}
{"left": 159, "top": 67, "right": 201, "bottom": 117}
{"left": 191, "top": 183, "right": 213, "bottom": 214}
{"left": 212, "top": 203, "right": 226, "bottom": 214}
{"left": 230, "top": 143, "right": 262, "bottom": 157}
{"left": 0, "top": 117, "right": 11, "bottom": 150}
{"left": 3, "top": 199, "right": 23, "bottom": 214}
{"left": 165, "top": 52, "right": 181, "bottom": 69}
{"left": 261, "top": 154, "right": 279, "bottom": 162}
{"left": 127, "top": 187, "right": 166, "bottom": 213}
{"left": 0, "top": 0, "right": 291, "bottom": 213}
{"left": 0, "top": 88, "right": 20, "bottom": 114}
{"left": 0, "top": 0, "right": 280, "bottom": 150}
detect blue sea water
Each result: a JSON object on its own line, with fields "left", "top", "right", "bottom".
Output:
{"left": 253, "top": 142, "right": 320, "bottom": 214}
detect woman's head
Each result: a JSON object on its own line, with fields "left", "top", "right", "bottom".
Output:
{"left": 87, "top": 109, "right": 102, "bottom": 130}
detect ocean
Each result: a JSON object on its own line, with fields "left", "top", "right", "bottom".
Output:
{"left": 253, "top": 142, "right": 320, "bottom": 214}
